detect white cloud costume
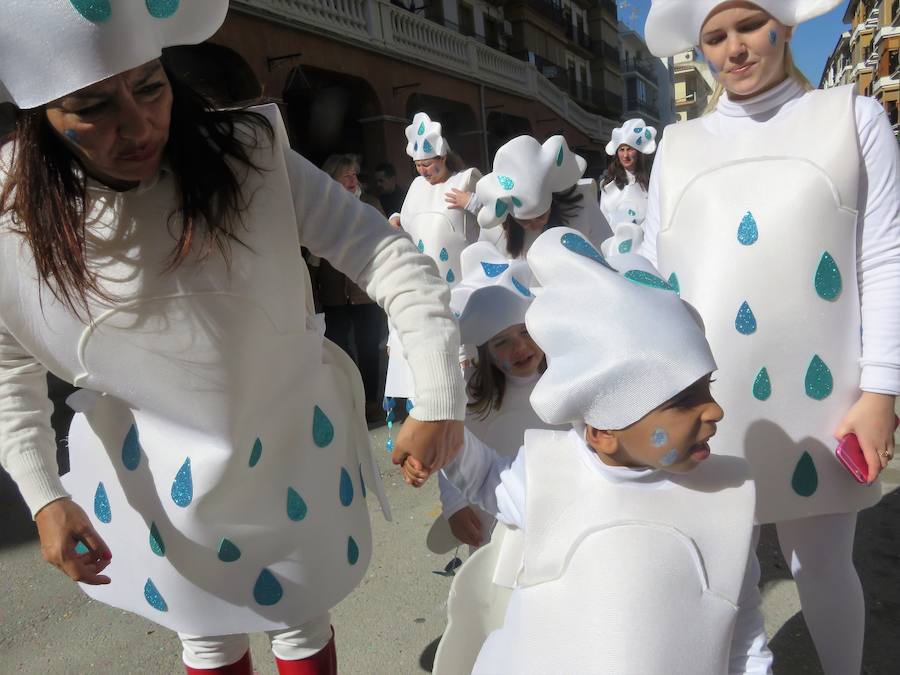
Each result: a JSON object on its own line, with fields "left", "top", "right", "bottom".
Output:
{"left": 599, "top": 119, "right": 657, "bottom": 231}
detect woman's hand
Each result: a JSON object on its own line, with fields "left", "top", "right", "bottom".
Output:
{"left": 34, "top": 497, "right": 112, "bottom": 585}
{"left": 444, "top": 189, "right": 472, "bottom": 210}
{"left": 392, "top": 418, "right": 464, "bottom": 487}
{"left": 834, "top": 392, "right": 897, "bottom": 483}
{"left": 448, "top": 506, "right": 483, "bottom": 548}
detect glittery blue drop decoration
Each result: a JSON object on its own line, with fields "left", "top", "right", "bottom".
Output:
{"left": 495, "top": 199, "right": 508, "bottom": 219}
{"left": 439, "top": 247, "right": 449, "bottom": 262}
{"left": 94, "top": 482, "right": 111, "bottom": 523}
{"left": 633, "top": 127, "right": 643, "bottom": 134}
{"left": 737, "top": 212, "right": 759, "bottom": 246}
{"left": 312, "top": 406, "right": 335, "bottom": 448}
{"left": 218, "top": 538, "right": 242, "bottom": 562}
{"left": 171, "top": 458, "right": 193, "bottom": 508}
{"left": 814, "top": 252, "right": 842, "bottom": 301}
{"left": 497, "top": 175, "right": 515, "bottom": 190}
{"left": 735, "top": 301, "right": 757, "bottom": 335}
{"left": 667, "top": 272, "right": 680, "bottom": 294}
{"left": 791, "top": 452, "right": 818, "bottom": 497}
{"left": 339, "top": 467, "right": 354, "bottom": 507}
{"left": 556, "top": 146, "right": 564, "bottom": 166}
{"left": 253, "top": 569, "right": 284, "bottom": 606}
{"left": 805, "top": 355, "right": 833, "bottom": 400}
{"left": 645, "top": 130, "right": 652, "bottom": 140}
{"left": 446, "top": 269, "right": 455, "bottom": 283}
{"left": 481, "top": 261, "right": 509, "bottom": 277}
{"left": 636, "top": 137, "right": 643, "bottom": 146}
{"left": 511, "top": 196, "right": 523, "bottom": 207}
{"left": 618, "top": 239, "right": 633, "bottom": 254}
{"left": 359, "top": 464, "right": 367, "bottom": 498}
{"left": 149, "top": 522, "right": 165, "bottom": 557}
{"left": 414, "top": 141, "right": 418, "bottom": 152}
{"left": 144, "top": 578, "right": 168, "bottom": 612}
{"left": 560, "top": 232, "right": 614, "bottom": 270}
{"left": 347, "top": 536, "right": 360, "bottom": 565}
{"left": 249, "top": 438, "right": 262, "bottom": 467}
{"left": 121, "top": 425, "right": 141, "bottom": 471}
{"left": 511, "top": 276, "right": 531, "bottom": 297}
{"left": 753, "top": 367, "right": 772, "bottom": 401}
{"left": 145, "top": 0, "right": 179, "bottom": 18}
{"left": 624, "top": 270, "right": 675, "bottom": 292}
{"left": 423, "top": 139, "right": 434, "bottom": 154}
{"left": 69, "top": 0, "right": 112, "bottom": 22}
{"left": 417, "top": 122, "right": 426, "bottom": 136}
{"left": 417, "top": 239, "right": 425, "bottom": 253}
{"left": 287, "top": 487, "right": 308, "bottom": 521}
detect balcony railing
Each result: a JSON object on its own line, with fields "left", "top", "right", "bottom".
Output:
{"left": 624, "top": 96, "right": 659, "bottom": 117}
{"left": 516, "top": 0, "right": 566, "bottom": 26}
{"left": 565, "top": 23, "right": 592, "bottom": 51}
{"left": 622, "top": 57, "right": 657, "bottom": 82}
{"left": 592, "top": 40, "right": 621, "bottom": 67}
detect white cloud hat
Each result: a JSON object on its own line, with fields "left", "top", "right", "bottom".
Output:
{"left": 605, "top": 119, "right": 657, "bottom": 156}
{"left": 476, "top": 135, "right": 587, "bottom": 230}
{"left": 525, "top": 227, "right": 716, "bottom": 430}
{"left": 0, "top": 0, "right": 229, "bottom": 109}
{"left": 450, "top": 242, "right": 534, "bottom": 347}
{"left": 645, "top": 0, "right": 844, "bottom": 57}
{"left": 405, "top": 112, "right": 449, "bottom": 161}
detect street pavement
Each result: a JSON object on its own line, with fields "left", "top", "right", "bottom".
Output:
{"left": 1, "top": 421, "right": 898, "bottom": 674}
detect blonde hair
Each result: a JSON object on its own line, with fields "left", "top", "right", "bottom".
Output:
{"left": 704, "top": 44, "right": 813, "bottom": 114}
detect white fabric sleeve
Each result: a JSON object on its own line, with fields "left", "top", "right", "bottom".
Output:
{"left": 638, "top": 141, "right": 665, "bottom": 269}
{"left": 441, "top": 427, "right": 526, "bottom": 529}
{"left": 464, "top": 193, "right": 482, "bottom": 215}
{"left": 284, "top": 148, "right": 466, "bottom": 420}
{"left": 0, "top": 324, "right": 69, "bottom": 516}
{"left": 854, "top": 96, "right": 900, "bottom": 395}
{"left": 438, "top": 472, "right": 469, "bottom": 519}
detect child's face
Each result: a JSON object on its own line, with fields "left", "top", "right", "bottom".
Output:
{"left": 486, "top": 324, "right": 543, "bottom": 378}
{"left": 587, "top": 375, "right": 723, "bottom": 474}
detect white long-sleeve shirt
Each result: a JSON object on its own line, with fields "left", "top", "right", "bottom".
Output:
{"left": 641, "top": 78, "right": 900, "bottom": 395}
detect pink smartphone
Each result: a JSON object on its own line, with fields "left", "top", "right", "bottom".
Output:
{"left": 836, "top": 415, "right": 899, "bottom": 484}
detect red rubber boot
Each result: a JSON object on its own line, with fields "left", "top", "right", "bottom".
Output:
{"left": 274, "top": 635, "right": 337, "bottom": 675}
{"left": 184, "top": 650, "right": 253, "bottom": 675}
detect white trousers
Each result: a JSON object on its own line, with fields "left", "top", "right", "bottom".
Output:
{"left": 178, "top": 612, "right": 332, "bottom": 669}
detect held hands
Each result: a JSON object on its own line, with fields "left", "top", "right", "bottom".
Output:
{"left": 391, "top": 417, "right": 464, "bottom": 487}
{"left": 34, "top": 497, "right": 112, "bottom": 585}
{"left": 444, "top": 189, "right": 473, "bottom": 210}
{"left": 835, "top": 392, "right": 897, "bottom": 483}
{"left": 389, "top": 215, "right": 402, "bottom": 229}
{"left": 448, "top": 506, "right": 483, "bottom": 548}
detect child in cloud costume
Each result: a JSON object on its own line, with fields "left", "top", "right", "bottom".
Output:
{"left": 0, "top": 3, "right": 465, "bottom": 674}
{"left": 641, "top": 1, "right": 900, "bottom": 673}
{"left": 431, "top": 228, "right": 772, "bottom": 675}
{"left": 384, "top": 112, "right": 481, "bottom": 400}
{"left": 475, "top": 135, "right": 611, "bottom": 259}
{"left": 599, "top": 118, "right": 657, "bottom": 230}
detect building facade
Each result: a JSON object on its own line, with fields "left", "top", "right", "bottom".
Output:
{"left": 670, "top": 49, "right": 716, "bottom": 122}
{"left": 618, "top": 21, "right": 676, "bottom": 129}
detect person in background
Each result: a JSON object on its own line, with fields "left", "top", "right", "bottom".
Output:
{"left": 373, "top": 162, "right": 407, "bottom": 219}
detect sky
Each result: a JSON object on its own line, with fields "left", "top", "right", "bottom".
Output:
{"left": 618, "top": 1, "right": 851, "bottom": 85}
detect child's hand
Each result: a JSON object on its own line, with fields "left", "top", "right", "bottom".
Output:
{"left": 834, "top": 392, "right": 896, "bottom": 483}
{"left": 444, "top": 189, "right": 472, "bottom": 210}
{"left": 400, "top": 455, "right": 430, "bottom": 487}
{"left": 34, "top": 497, "right": 112, "bottom": 585}
{"left": 392, "top": 418, "right": 464, "bottom": 487}
{"left": 448, "top": 507, "right": 483, "bottom": 547}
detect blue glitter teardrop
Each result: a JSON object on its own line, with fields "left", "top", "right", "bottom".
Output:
{"left": 735, "top": 302, "right": 757, "bottom": 335}
{"left": 339, "top": 468, "right": 354, "bottom": 507}
{"left": 667, "top": 272, "right": 680, "bottom": 294}
{"left": 636, "top": 137, "right": 643, "bottom": 146}
{"left": 359, "top": 464, "right": 367, "bottom": 498}
{"left": 511, "top": 197, "right": 523, "bottom": 207}
{"left": 312, "top": 406, "right": 335, "bottom": 448}
{"left": 556, "top": 147, "right": 564, "bottom": 166}
{"left": 439, "top": 248, "right": 449, "bottom": 262}
{"left": 347, "top": 536, "right": 360, "bottom": 565}
{"left": 753, "top": 367, "right": 772, "bottom": 401}
{"left": 645, "top": 130, "right": 652, "bottom": 140}
{"left": 418, "top": 122, "right": 426, "bottom": 136}
{"left": 287, "top": 487, "right": 308, "bottom": 521}
{"left": 633, "top": 127, "right": 643, "bottom": 133}
{"left": 69, "top": 0, "right": 112, "bottom": 22}
{"left": 497, "top": 175, "right": 514, "bottom": 190}
{"left": 218, "top": 538, "right": 242, "bottom": 562}
{"left": 446, "top": 269, "right": 455, "bottom": 283}
{"left": 791, "top": 452, "right": 818, "bottom": 497}
{"left": 623, "top": 270, "right": 674, "bottom": 292}
{"left": 253, "top": 569, "right": 283, "bottom": 606}
{"left": 511, "top": 276, "right": 531, "bottom": 297}
{"left": 144, "top": 578, "right": 168, "bottom": 612}
{"left": 495, "top": 199, "right": 508, "bottom": 218}
{"left": 560, "top": 232, "right": 614, "bottom": 270}
{"left": 122, "top": 425, "right": 141, "bottom": 471}
{"left": 481, "top": 261, "right": 509, "bottom": 277}
{"left": 249, "top": 438, "right": 262, "bottom": 467}
{"left": 145, "top": 0, "right": 179, "bottom": 18}
{"left": 618, "top": 239, "right": 633, "bottom": 254}
{"left": 737, "top": 212, "right": 759, "bottom": 246}
{"left": 149, "top": 522, "right": 165, "bottom": 557}
{"left": 171, "top": 458, "right": 193, "bottom": 508}
{"left": 94, "top": 482, "right": 111, "bottom": 523}
{"left": 805, "top": 355, "right": 833, "bottom": 400}
{"left": 413, "top": 141, "right": 418, "bottom": 152}
{"left": 417, "top": 239, "right": 425, "bottom": 253}
{"left": 423, "top": 139, "right": 434, "bottom": 154}
{"left": 814, "top": 252, "right": 842, "bottom": 301}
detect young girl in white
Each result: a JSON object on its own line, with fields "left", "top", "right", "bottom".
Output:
{"left": 599, "top": 118, "right": 656, "bottom": 229}
{"left": 641, "top": 2, "right": 900, "bottom": 673}
{"left": 475, "top": 135, "right": 611, "bottom": 259}
{"left": 426, "top": 228, "right": 772, "bottom": 674}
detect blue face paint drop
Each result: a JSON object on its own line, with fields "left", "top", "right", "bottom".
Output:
{"left": 217, "top": 538, "right": 242, "bottom": 563}
{"left": 652, "top": 429, "right": 668, "bottom": 448}
{"left": 805, "top": 355, "right": 833, "bottom": 400}
{"left": 146, "top": 0, "right": 180, "bottom": 19}
{"left": 359, "top": 464, "right": 367, "bottom": 499}
{"left": 94, "top": 482, "right": 112, "bottom": 523}
{"left": 64, "top": 128, "right": 81, "bottom": 145}
{"left": 659, "top": 449, "right": 680, "bottom": 467}
{"left": 481, "top": 261, "right": 509, "bottom": 278}
{"left": 69, "top": 0, "right": 112, "bottom": 23}
{"left": 121, "top": 424, "right": 141, "bottom": 470}
{"left": 312, "top": 406, "right": 335, "bottom": 448}
{"left": 737, "top": 212, "right": 759, "bottom": 245}
{"left": 735, "top": 301, "right": 757, "bottom": 335}
{"left": 253, "top": 569, "right": 284, "bottom": 606}
{"left": 171, "top": 458, "right": 193, "bottom": 508}
{"left": 769, "top": 30, "right": 778, "bottom": 45}
{"left": 287, "top": 487, "right": 308, "bottom": 521}
{"left": 249, "top": 438, "right": 262, "bottom": 467}
{"left": 339, "top": 467, "right": 354, "bottom": 507}
{"left": 144, "top": 578, "right": 168, "bottom": 612}
{"left": 814, "top": 252, "right": 842, "bottom": 301}
{"left": 347, "top": 536, "right": 360, "bottom": 565}
{"left": 149, "top": 522, "right": 165, "bottom": 557}
{"left": 791, "top": 452, "right": 818, "bottom": 497}
{"left": 439, "top": 248, "right": 449, "bottom": 262}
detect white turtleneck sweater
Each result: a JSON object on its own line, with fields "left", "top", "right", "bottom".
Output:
{"left": 641, "top": 78, "right": 900, "bottom": 396}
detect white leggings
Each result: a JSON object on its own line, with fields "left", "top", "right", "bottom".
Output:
{"left": 769, "top": 512, "right": 864, "bottom": 675}
{"left": 178, "top": 612, "right": 332, "bottom": 669}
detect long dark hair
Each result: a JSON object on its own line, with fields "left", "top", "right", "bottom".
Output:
{"left": 0, "top": 60, "right": 273, "bottom": 314}
{"left": 503, "top": 185, "right": 583, "bottom": 258}
{"left": 467, "top": 343, "right": 508, "bottom": 421}
{"left": 602, "top": 150, "right": 650, "bottom": 192}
